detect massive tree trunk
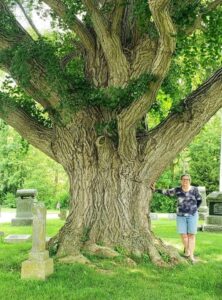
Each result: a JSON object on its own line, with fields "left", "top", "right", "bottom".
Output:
{"left": 49, "top": 124, "right": 182, "bottom": 266}
{"left": 51, "top": 141, "right": 183, "bottom": 265}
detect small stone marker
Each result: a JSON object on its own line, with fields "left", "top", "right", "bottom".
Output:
{"left": 168, "top": 213, "right": 176, "bottom": 220}
{"left": 12, "top": 189, "right": 37, "bottom": 226}
{"left": 21, "top": 202, "right": 53, "bottom": 280}
{"left": 4, "top": 234, "right": 31, "bottom": 243}
{"left": 150, "top": 213, "right": 158, "bottom": 220}
{"left": 198, "top": 186, "right": 208, "bottom": 220}
{"left": 202, "top": 192, "right": 222, "bottom": 231}
{"left": 58, "top": 209, "right": 67, "bottom": 220}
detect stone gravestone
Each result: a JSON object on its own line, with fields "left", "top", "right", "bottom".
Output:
{"left": 198, "top": 186, "right": 208, "bottom": 220}
{"left": 150, "top": 213, "right": 158, "bottom": 220}
{"left": 11, "top": 189, "right": 37, "bottom": 226}
{"left": 168, "top": 213, "right": 176, "bottom": 220}
{"left": 203, "top": 191, "right": 222, "bottom": 231}
{"left": 58, "top": 209, "right": 67, "bottom": 220}
{"left": 4, "top": 234, "right": 31, "bottom": 243}
{"left": 21, "top": 202, "right": 53, "bottom": 280}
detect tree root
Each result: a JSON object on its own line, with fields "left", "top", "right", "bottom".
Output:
{"left": 83, "top": 243, "right": 121, "bottom": 258}
{"left": 48, "top": 234, "right": 187, "bottom": 267}
{"left": 58, "top": 254, "right": 92, "bottom": 265}
{"left": 153, "top": 237, "right": 188, "bottom": 266}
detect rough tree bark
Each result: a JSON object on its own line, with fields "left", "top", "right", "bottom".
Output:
{"left": 0, "top": 0, "right": 222, "bottom": 266}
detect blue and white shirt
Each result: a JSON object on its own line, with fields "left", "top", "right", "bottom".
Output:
{"left": 156, "top": 186, "right": 202, "bottom": 216}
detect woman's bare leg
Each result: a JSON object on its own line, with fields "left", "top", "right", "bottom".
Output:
{"left": 188, "top": 234, "right": 196, "bottom": 260}
{"left": 181, "top": 234, "right": 189, "bottom": 256}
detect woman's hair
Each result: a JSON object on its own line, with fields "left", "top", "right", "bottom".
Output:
{"left": 180, "top": 174, "right": 191, "bottom": 181}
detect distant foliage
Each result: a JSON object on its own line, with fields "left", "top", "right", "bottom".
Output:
{"left": 0, "top": 121, "right": 68, "bottom": 208}
{"left": 188, "top": 114, "right": 220, "bottom": 193}
{"left": 0, "top": 120, "right": 28, "bottom": 204}
{"left": 151, "top": 193, "right": 177, "bottom": 213}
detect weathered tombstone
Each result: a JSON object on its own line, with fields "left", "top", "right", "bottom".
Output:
{"left": 202, "top": 192, "right": 222, "bottom": 231}
{"left": 168, "top": 213, "right": 176, "bottom": 220}
{"left": 21, "top": 202, "right": 53, "bottom": 280}
{"left": 11, "top": 189, "right": 37, "bottom": 226}
{"left": 58, "top": 208, "right": 67, "bottom": 220}
{"left": 198, "top": 186, "right": 208, "bottom": 220}
{"left": 4, "top": 234, "right": 31, "bottom": 243}
{"left": 150, "top": 213, "right": 158, "bottom": 220}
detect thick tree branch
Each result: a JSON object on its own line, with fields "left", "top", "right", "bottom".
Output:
{"left": 0, "top": 0, "right": 60, "bottom": 108}
{"left": 0, "top": 0, "right": 30, "bottom": 49}
{"left": 131, "top": 37, "right": 157, "bottom": 79}
{"left": 0, "top": 93, "right": 55, "bottom": 161}
{"left": 149, "top": 0, "right": 176, "bottom": 79}
{"left": 16, "top": 0, "right": 41, "bottom": 38}
{"left": 117, "top": 0, "right": 176, "bottom": 161}
{"left": 42, "top": 0, "right": 95, "bottom": 54}
{"left": 82, "top": 0, "right": 129, "bottom": 86}
{"left": 185, "top": 0, "right": 222, "bottom": 35}
{"left": 140, "top": 67, "right": 222, "bottom": 183}
{"left": 111, "top": 1, "right": 124, "bottom": 34}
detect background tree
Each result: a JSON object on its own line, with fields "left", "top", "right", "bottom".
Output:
{"left": 0, "top": 119, "right": 28, "bottom": 206}
{"left": 0, "top": 121, "right": 68, "bottom": 208}
{"left": 189, "top": 113, "right": 221, "bottom": 192}
{"left": 0, "top": 0, "right": 222, "bottom": 266}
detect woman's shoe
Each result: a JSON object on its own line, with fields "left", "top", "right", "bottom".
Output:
{"left": 189, "top": 256, "right": 196, "bottom": 264}
{"left": 183, "top": 248, "right": 190, "bottom": 258}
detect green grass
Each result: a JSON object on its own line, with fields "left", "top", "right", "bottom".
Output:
{"left": 1, "top": 219, "right": 222, "bottom": 300}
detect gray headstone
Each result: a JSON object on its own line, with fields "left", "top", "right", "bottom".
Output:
{"left": 168, "top": 213, "right": 176, "bottom": 220}
{"left": 11, "top": 189, "right": 37, "bottom": 226}
{"left": 58, "top": 209, "right": 67, "bottom": 220}
{"left": 204, "top": 191, "right": 222, "bottom": 231}
{"left": 198, "top": 186, "right": 208, "bottom": 220}
{"left": 150, "top": 213, "right": 158, "bottom": 220}
{"left": 4, "top": 234, "right": 31, "bottom": 243}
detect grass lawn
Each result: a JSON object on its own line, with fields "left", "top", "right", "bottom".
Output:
{"left": 1, "top": 219, "right": 222, "bottom": 300}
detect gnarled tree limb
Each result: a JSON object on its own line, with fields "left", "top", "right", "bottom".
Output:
{"left": 82, "top": 0, "right": 129, "bottom": 86}
{"left": 42, "top": 0, "right": 95, "bottom": 54}
{"left": 16, "top": 0, "right": 41, "bottom": 38}
{"left": 0, "top": 92, "right": 55, "bottom": 160}
{"left": 140, "top": 67, "right": 222, "bottom": 182}
{"left": 0, "top": 0, "right": 60, "bottom": 108}
{"left": 117, "top": 0, "right": 176, "bottom": 161}
{"left": 111, "top": 1, "right": 124, "bottom": 35}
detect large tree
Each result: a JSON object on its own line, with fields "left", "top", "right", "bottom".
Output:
{"left": 0, "top": 0, "right": 222, "bottom": 266}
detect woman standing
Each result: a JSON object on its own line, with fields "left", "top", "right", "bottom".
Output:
{"left": 151, "top": 174, "right": 202, "bottom": 263}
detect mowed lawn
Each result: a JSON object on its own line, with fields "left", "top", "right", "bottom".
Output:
{"left": 0, "top": 218, "right": 222, "bottom": 300}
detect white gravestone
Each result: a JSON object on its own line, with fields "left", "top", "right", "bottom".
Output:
{"left": 21, "top": 202, "right": 53, "bottom": 280}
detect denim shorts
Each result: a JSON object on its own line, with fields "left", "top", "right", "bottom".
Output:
{"left": 176, "top": 212, "right": 198, "bottom": 234}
